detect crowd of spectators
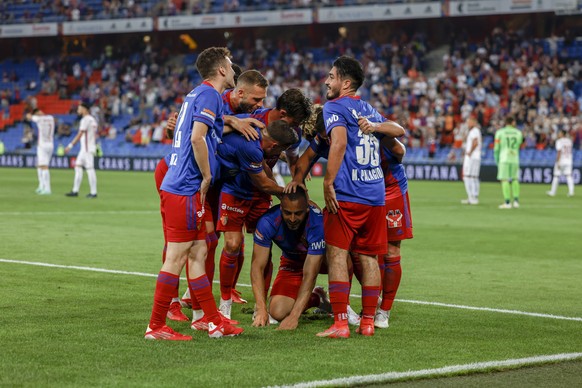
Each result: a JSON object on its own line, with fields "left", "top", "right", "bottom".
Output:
{"left": 3, "top": 23, "right": 582, "bottom": 157}
{"left": 0, "top": 0, "right": 411, "bottom": 24}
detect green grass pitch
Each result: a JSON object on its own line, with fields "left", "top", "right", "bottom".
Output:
{"left": 0, "top": 167, "right": 581, "bottom": 387}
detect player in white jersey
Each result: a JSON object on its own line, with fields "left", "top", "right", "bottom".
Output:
{"left": 461, "top": 116, "right": 482, "bottom": 205}
{"left": 547, "top": 130, "right": 575, "bottom": 197}
{"left": 26, "top": 109, "right": 55, "bottom": 195}
{"left": 64, "top": 102, "right": 99, "bottom": 198}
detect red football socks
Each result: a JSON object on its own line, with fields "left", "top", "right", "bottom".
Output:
{"left": 149, "top": 271, "right": 179, "bottom": 329}
{"left": 329, "top": 281, "right": 350, "bottom": 325}
{"left": 188, "top": 274, "right": 221, "bottom": 325}
{"left": 380, "top": 255, "right": 402, "bottom": 311}
{"left": 219, "top": 249, "right": 239, "bottom": 300}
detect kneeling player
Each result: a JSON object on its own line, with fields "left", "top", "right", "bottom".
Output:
{"left": 251, "top": 187, "right": 329, "bottom": 330}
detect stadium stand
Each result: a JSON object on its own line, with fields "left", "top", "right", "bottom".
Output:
{"left": 0, "top": 2, "right": 580, "bottom": 166}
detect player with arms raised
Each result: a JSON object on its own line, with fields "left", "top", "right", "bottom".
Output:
{"left": 27, "top": 108, "right": 55, "bottom": 195}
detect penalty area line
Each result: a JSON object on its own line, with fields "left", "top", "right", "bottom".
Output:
{"left": 270, "top": 352, "right": 582, "bottom": 388}
{"left": 1, "top": 258, "right": 581, "bottom": 322}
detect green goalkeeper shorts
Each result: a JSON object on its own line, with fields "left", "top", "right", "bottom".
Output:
{"left": 497, "top": 162, "right": 520, "bottom": 181}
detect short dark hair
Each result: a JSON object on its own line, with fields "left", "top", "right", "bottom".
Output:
{"left": 282, "top": 185, "right": 308, "bottom": 203}
{"left": 79, "top": 101, "right": 91, "bottom": 110}
{"left": 236, "top": 69, "right": 269, "bottom": 89}
{"left": 332, "top": 55, "right": 364, "bottom": 91}
{"left": 276, "top": 88, "right": 312, "bottom": 126}
{"left": 266, "top": 119, "right": 299, "bottom": 148}
{"left": 195, "top": 47, "right": 232, "bottom": 79}
{"left": 505, "top": 115, "right": 515, "bottom": 125}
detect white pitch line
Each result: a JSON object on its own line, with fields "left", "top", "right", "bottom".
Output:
{"left": 0, "top": 210, "right": 158, "bottom": 216}
{"left": 269, "top": 352, "right": 582, "bottom": 388}
{"left": 1, "top": 258, "right": 582, "bottom": 322}
{"left": 396, "top": 298, "right": 582, "bottom": 322}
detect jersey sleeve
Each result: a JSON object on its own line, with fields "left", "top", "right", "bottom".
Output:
{"left": 192, "top": 89, "right": 221, "bottom": 129}
{"left": 305, "top": 207, "right": 326, "bottom": 255}
{"left": 237, "top": 140, "right": 264, "bottom": 174}
{"left": 308, "top": 135, "right": 328, "bottom": 160}
{"left": 79, "top": 117, "right": 88, "bottom": 132}
{"left": 253, "top": 212, "right": 276, "bottom": 248}
{"left": 323, "top": 101, "right": 347, "bottom": 136}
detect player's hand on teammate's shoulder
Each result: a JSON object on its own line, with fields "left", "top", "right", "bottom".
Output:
{"left": 357, "top": 116, "right": 377, "bottom": 135}
{"left": 233, "top": 117, "right": 262, "bottom": 141}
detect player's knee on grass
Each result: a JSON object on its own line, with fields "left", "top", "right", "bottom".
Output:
{"left": 269, "top": 295, "right": 295, "bottom": 321}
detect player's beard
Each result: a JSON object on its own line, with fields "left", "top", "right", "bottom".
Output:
{"left": 326, "top": 87, "right": 339, "bottom": 100}
{"left": 238, "top": 101, "right": 256, "bottom": 113}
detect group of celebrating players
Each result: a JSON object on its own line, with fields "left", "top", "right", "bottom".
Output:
{"left": 145, "top": 46, "right": 413, "bottom": 340}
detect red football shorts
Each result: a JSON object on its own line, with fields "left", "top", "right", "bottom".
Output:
{"left": 324, "top": 201, "right": 387, "bottom": 255}
{"left": 385, "top": 191, "right": 413, "bottom": 241}
{"left": 204, "top": 182, "right": 222, "bottom": 226}
{"left": 154, "top": 158, "right": 168, "bottom": 194}
{"left": 270, "top": 257, "right": 304, "bottom": 299}
{"left": 216, "top": 192, "right": 271, "bottom": 233}
{"left": 161, "top": 190, "right": 206, "bottom": 242}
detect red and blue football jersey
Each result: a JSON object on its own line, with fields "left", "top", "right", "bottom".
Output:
{"left": 380, "top": 146, "right": 408, "bottom": 199}
{"left": 323, "top": 96, "right": 386, "bottom": 206}
{"left": 254, "top": 205, "right": 326, "bottom": 263}
{"left": 161, "top": 82, "right": 224, "bottom": 196}
{"left": 218, "top": 130, "right": 264, "bottom": 200}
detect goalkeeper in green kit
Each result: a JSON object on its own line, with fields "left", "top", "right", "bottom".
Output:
{"left": 494, "top": 116, "right": 524, "bottom": 209}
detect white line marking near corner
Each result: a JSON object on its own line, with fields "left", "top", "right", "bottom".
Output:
{"left": 1, "top": 258, "right": 581, "bottom": 322}
{"left": 268, "top": 353, "right": 582, "bottom": 388}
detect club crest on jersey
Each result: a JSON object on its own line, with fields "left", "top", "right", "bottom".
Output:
{"left": 387, "top": 209, "right": 403, "bottom": 228}
{"left": 220, "top": 214, "right": 228, "bottom": 226}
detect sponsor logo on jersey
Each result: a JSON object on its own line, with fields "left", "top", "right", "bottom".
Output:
{"left": 310, "top": 240, "right": 326, "bottom": 250}
{"left": 201, "top": 108, "right": 216, "bottom": 121}
{"left": 325, "top": 114, "right": 339, "bottom": 128}
{"left": 254, "top": 230, "right": 264, "bottom": 240}
{"left": 221, "top": 203, "right": 244, "bottom": 214}
{"left": 387, "top": 209, "right": 403, "bottom": 228}
{"left": 249, "top": 162, "right": 262, "bottom": 170}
